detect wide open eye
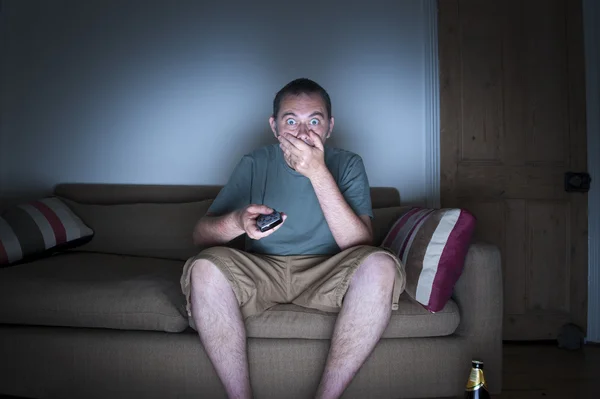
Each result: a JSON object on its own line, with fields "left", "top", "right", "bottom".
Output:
{"left": 309, "top": 118, "right": 319, "bottom": 126}
{"left": 286, "top": 119, "right": 297, "bottom": 125}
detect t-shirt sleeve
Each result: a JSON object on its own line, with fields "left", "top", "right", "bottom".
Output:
{"left": 339, "top": 155, "right": 373, "bottom": 218}
{"left": 207, "top": 155, "right": 253, "bottom": 216}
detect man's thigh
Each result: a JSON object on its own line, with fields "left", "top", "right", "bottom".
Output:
{"left": 180, "top": 246, "right": 287, "bottom": 326}
{"left": 290, "top": 245, "right": 406, "bottom": 313}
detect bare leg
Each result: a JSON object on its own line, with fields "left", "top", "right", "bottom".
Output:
{"left": 315, "top": 253, "right": 397, "bottom": 399}
{"left": 190, "top": 259, "right": 252, "bottom": 399}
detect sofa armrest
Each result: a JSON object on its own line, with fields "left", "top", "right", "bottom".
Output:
{"left": 453, "top": 241, "right": 503, "bottom": 394}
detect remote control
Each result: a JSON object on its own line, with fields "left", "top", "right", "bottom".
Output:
{"left": 256, "top": 209, "right": 283, "bottom": 232}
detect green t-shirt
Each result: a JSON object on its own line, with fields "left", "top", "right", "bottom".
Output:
{"left": 207, "top": 143, "right": 372, "bottom": 255}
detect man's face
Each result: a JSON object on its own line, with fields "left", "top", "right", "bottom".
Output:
{"left": 269, "top": 92, "right": 334, "bottom": 147}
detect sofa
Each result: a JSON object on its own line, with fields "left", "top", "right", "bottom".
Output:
{"left": 0, "top": 183, "right": 503, "bottom": 399}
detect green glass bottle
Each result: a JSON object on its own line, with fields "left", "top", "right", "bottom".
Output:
{"left": 464, "top": 360, "right": 490, "bottom": 399}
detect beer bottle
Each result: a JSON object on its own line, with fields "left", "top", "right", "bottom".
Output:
{"left": 464, "top": 360, "right": 490, "bottom": 399}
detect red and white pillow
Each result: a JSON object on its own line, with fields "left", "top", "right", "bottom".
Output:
{"left": 381, "top": 207, "right": 476, "bottom": 312}
{"left": 0, "top": 197, "right": 93, "bottom": 266}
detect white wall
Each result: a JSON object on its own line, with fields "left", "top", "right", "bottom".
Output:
{"left": 0, "top": 0, "right": 431, "bottom": 205}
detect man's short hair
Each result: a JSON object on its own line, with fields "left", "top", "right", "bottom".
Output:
{"left": 272, "top": 78, "right": 332, "bottom": 119}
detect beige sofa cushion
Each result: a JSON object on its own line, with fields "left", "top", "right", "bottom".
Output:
{"left": 244, "top": 298, "right": 459, "bottom": 339}
{"left": 61, "top": 198, "right": 212, "bottom": 260}
{"left": 54, "top": 183, "right": 401, "bottom": 209}
{"left": 60, "top": 199, "right": 409, "bottom": 259}
{"left": 0, "top": 253, "right": 188, "bottom": 332}
{"left": 0, "top": 251, "right": 459, "bottom": 339}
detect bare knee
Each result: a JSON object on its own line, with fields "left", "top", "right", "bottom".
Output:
{"left": 190, "top": 259, "right": 229, "bottom": 297}
{"left": 352, "top": 253, "right": 397, "bottom": 291}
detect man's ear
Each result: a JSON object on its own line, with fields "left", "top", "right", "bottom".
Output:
{"left": 327, "top": 117, "right": 335, "bottom": 138}
{"left": 269, "top": 116, "right": 278, "bottom": 138}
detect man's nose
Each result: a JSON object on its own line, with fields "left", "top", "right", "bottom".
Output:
{"left": 298, "top": 122, "right": 312, "bottom": 135}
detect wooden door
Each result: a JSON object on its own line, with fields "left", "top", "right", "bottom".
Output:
{"left": 439, "top": 0, "right": 588, "bottom": 340}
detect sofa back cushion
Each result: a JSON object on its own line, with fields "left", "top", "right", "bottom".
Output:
{"left": 54, "top": 183, "right": 401, "bottom": 209}
{"left": 54, "top": 183, "right": 224, "bottom": 205}
{"left": 55, "top": 183, "right": 403, "bottom": 259}
{"left": 62, "top": 198, "right": 212, "bottom": 261}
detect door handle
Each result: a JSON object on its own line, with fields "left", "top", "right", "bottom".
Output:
{"left": 565, "top": 172, "right": 591, "bottom": 192}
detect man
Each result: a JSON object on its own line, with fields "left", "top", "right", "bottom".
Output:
{"left": 180, "top": 78, "right": 406, "bottom": 399}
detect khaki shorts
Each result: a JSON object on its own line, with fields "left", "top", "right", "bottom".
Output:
{"left": 180, "top": 245, "right": 406, "bottom": 327}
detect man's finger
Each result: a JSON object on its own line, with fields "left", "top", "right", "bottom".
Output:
{"left": 282, "top": 133, "right": 310, "bottom": 151}
{"left": 284, "top": 133, "right": 310, "bottom": 150}
{"left": 281, "top": 144, "right": 292, "bottom": 158}
{"left": 285, "top": 154, "right": 298, "bottom": 169}
{"left": 279, "top": 138, "right": 300, "bottom": 158}
{"left": 307, "top": 131, "right": 324, "bottom": 151}
{"left": 247, "top": 204, "right": 273, "bottom": 215}
{"left": 278, "top": 135, "right": 291, "bottom": 150}
{"left": 278, "top": 134, "right": 294, "bottom": 148}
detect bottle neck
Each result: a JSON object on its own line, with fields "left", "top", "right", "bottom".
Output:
{"left": 466, "top": 367, "right": 487, "bottom": 391}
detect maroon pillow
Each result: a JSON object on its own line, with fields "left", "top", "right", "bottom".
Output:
{"left": 381, "top": 207, "right": 476, "bottom": 312}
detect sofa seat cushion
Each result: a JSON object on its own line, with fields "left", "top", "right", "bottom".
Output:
{"left": 0, "top": 252, "right": 188, "bottom": 332}
{"left": 244, "top": 294, "right": 460, "bottom": 339}
{"left": 0, "top": 252, "right": 460, "bottom": 339}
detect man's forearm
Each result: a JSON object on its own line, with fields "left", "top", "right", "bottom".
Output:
{"left": 310, "top": 168, "right": 373, "bottom": 250}
{"left": 192, "top": 211, "right": 244, "bottom": 247}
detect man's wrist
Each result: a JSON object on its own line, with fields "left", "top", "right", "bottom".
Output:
{"left": 308, "top": 164, "right": 331, "bottom": 184}
{"left": 228, "top": 209, "right": 245, "bottom": 235}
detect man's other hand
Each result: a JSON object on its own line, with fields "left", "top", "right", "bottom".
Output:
{"left": 278, "top": 131, "right": 326, "bottom": 180}
{"left": 235, "top": 204, "right": 287, "bottom": 240}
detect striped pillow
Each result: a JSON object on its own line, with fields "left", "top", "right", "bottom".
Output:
{"left": 0, "top": 197, "right": 93, "bottom": 266}
{"left": 381, "top": 207, "right": 476, "bottom": 312}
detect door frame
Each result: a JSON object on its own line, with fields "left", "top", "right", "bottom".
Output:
{"left": 583, "top": 0, "right": 600, "bottom": 344}
{"left": 425, "top": 0, "right": 441, "bottom": 208}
